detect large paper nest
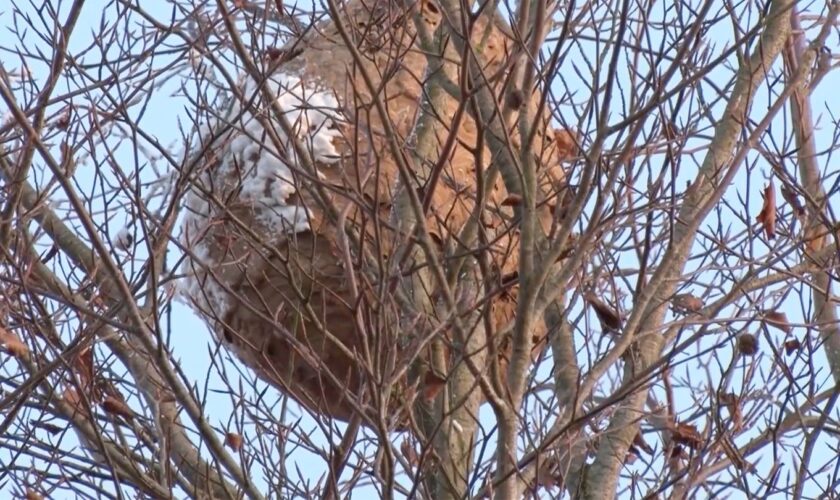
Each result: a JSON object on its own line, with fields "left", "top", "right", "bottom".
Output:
{"left": 180, "top": 0, "right": 568, "bottom": 426}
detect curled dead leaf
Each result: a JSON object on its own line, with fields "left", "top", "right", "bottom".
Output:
{"left": 501, "top": 193, "right": 523, "bottom": 206}
{"left": 719, "top": 393, "right": 742, "bottom": 431}
{"left": 737, "top": 333, "right": 759, "bottom": 356}
{"left": 31, "top": 420, "right": 64, "bottom": 436}
{"left": 668, "top": 445, "right": 688, "bottom": 472}
{"left": 422, "top": 371, "right": 446, "bottom": 403}
{"left": 784, "top": 338, "right": 802, "bottom": 355}
{"left": 265, "top": 46, "right": 284, "bottom": 61}
{"left": 53, "top": 106, "right": 71, "bottom": 130}
{"left": 763, "top": 311, "right": 791, "bottom": 334}
{"left": 633, "top": 431, "right": 654, "bottom": 454}
{"left": 0, "top": 327, "right": 29, "bottom": 358}
{"left": 25, "top": 489, "right": 43, "bottom": 500}
{"left": 225, "top": 432, "right": 243, "bottom": 451}
{"left": 506, "top": 89, "right": 524, "bottom": 110}
{"left": 755, "top": 179, "right": 776, "bottom": 239}
{"left": 671, "top": 293, "right": 703, "bottom": 314}
{"left": 500, "top": 270, "right": 519, "bottom": 291}
{"left": 672, "top": 422, "right": 703, "bottom": 450}
{"left": 400, "top": 438, "right": 419, "bottom": 466}
{"left": 75, "top": 347, "right": 100, "bottom": 401}
{"left": 584, "top": 293, "right": 622, "bottom": 333}
{"left": 553, "top": 128, "right": 578, "bottom": 162}
{"left": 101, "top": 395, "right": 133, "bottom": 420}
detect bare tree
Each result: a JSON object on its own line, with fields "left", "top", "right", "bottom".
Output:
{"left": 1, "top": 0, "right": 839, "bottom": 499}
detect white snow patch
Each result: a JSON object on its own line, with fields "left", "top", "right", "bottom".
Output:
{"left": 115, "top": 226, "right": 133, "bottom": 251}
{"left": 178, "top": 72, "right": 345, "bottom": 321}
{"left": 452, "top": 420, "right": 464, "bottom": 434}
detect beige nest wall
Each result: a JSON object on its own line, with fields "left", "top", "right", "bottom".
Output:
{"left": 181, "top": 0, "right": 566, "bottom": 425}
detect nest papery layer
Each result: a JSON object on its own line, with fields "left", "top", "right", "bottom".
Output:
{"left": 179, "top": 0, "right": 566, "bottom": 425}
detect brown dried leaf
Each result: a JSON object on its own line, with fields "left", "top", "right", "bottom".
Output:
{"left": 422, "top": 371, "right": 446, "bottom": 402}
{"left": 784, "top": 338, "right": 802, "bottom": 355}
{"left": 76, "top": 347, "right": 96, "bottom": 396}
{"left": 225, "top": 432, "right": 243, "bottom": 451}
{"left": 737, "top": 333, "right": 759, "bottom": 356}
{"left": 671, "top": 293, "right": 703, "bottom": 314}
{"left": 554, "top": 128, "right": 578, "bottom": 162}
{"left": 506, "top": 89, "right": 524, "bottom": 110}
{"left": 0, "top": 327, "right": 29, "bottom": 358}
{"left": 668, "top": 445, "right": 687, "bottom": 472}
{"left": 584, "top": 293, "right": 622, "bottom": 333}
{"left": 500, "top": 193, "right": 523, "bottom": 206}
{"left": 101, "top": 395, "right": 133, "bottom": 420}
{"left": 54, "top": 107, "right": 71, "bottom": 130}
{"left": 25, "top": 489, "right": 43, "bottom": 500}
{"left": 400, "top": 438, "right": 419, "bottom": 466}
{"left": 763, "top": 311, "right": 791, "bottom": 333}
{"left": 428, "top": 230, "right": 443, "bottom": 249}
{"left": 264, "top": 46, "right": 303, "bottom": 65}
{"left": 755, "top": 179, "right": 776, "bottom": 239}
{"left": 500, "top": 270, "right": 519, "bottom": 290}
{"left": 672, "top": 422, "right": 703, "bottom": 450}
{"left": 530, "top": 332, "right": 548, "bottom": 363}
{"left": 31, "top": 420, "right": 64, "bottom": 435}
{"left": 265, "top": 46, "right": 283, "bottom": 60}
{"left": 719, "top": 393, "right": 742, "bottom": 431}
{"left": 633, "top": 431, "right": 654, "bottom": 454}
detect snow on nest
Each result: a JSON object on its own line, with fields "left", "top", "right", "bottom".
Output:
{"left": 179, "top": 73, "right": 344, "bottom": 320}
